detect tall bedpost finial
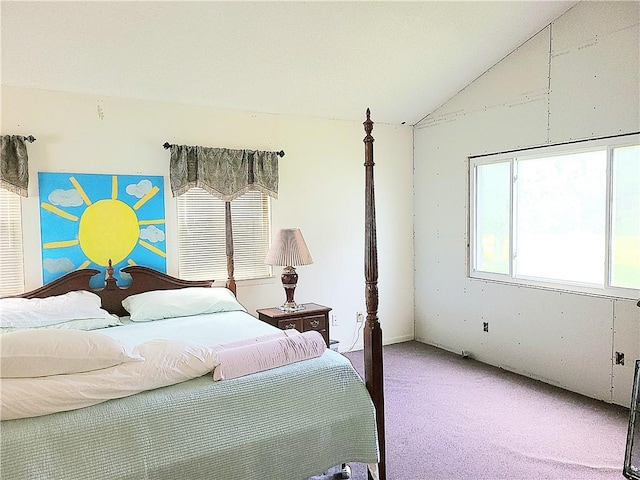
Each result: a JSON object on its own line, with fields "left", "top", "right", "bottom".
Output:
{"left": 364, "top": 108, "right": 374, "bottom": 138}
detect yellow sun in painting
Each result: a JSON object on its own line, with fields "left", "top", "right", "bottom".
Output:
{"left": 41, "top": 175, "right": 165, "bottom": 270}
{"left": 78, "top": 199, "right": 139, "bottom": 266}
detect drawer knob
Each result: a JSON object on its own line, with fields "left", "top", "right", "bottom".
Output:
{"left": 285, "top": 323, "right": 296, "bottom": 329}
{"left": 310, "top": 319, "right": 320, "bottom": 328}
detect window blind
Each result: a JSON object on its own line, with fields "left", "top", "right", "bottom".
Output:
{"left": 0, "top": 188, "right": 25, "bottom": 295}
{"left": 177, "top": 188, "right": 271, "bottom": 282}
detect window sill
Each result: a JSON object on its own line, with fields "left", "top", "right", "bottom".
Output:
{"left": 469, "top": 273, "right": 639, "bottom": 301}
{"left": 235, "top": 276, "right": 277, "bottom": 288}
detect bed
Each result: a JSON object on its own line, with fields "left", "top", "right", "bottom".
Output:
{"left": 0, "top": 110, "right": 386, "bottom": 480}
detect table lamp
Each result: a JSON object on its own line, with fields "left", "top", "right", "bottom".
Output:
{"left": 265, "top": 228, "right": 313, "bottom": 311}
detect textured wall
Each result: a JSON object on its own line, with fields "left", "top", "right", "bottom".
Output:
{"left": 414, "top": 1, "right": 639, "bottom": 405}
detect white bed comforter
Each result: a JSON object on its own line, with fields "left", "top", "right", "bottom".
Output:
{"left": 1, "top": 312, "right": 327, "bottom": 420}
{"left": 1, "top": 338, "right": 216, "bottom": 420}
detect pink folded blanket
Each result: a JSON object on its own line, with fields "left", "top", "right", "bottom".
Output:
{"left": 212, "top": 330, "right": 326, "bottom": 381}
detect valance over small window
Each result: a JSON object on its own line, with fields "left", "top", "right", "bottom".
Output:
{"left": 169, "top": 145, "right": 279, "bottom": 201}
{"left": 1, "top": 135, "right": 32, "bottom": 197}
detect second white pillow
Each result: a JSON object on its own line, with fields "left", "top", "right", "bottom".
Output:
{"left": 122, "top": 287, "right": 246, "bottom": 322}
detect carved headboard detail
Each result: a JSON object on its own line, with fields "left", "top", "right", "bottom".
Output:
{"left": 14, "top": 265, "right": 215, "bottom": 317}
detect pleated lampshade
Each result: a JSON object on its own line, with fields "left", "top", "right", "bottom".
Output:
{"left": 265, "top": 228, "right": 313, "bottom": 267}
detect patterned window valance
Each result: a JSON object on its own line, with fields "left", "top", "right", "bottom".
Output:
{"left": 1, "top": 135, "right": 33, "bottom": 198}
{"left": 169, "top": 145, "right": 279, "bottom": 201}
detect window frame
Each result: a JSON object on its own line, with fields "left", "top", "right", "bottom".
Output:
{"left": 469, "top": 134, "right": 639, "bottom": 300}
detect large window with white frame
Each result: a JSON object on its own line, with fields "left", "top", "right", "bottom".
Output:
{"left": 470, "top": 135, "right": 639, "bottom": 299}
{"left": 0, "top": 188, "right": 25, "bottom": 296}
{"left": 177, "top": 188, "right": 271, "bottom": 282}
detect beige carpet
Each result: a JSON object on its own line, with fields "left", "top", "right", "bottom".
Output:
{"left": 308, "top": 340, "right": 630, "bottom": 480}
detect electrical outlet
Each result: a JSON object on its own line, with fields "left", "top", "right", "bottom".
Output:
{"left": 356, "top": 312, "right": 364, "bottom": 323}
{"left": 331, "top": 314, "right": 339, "bottom": 327}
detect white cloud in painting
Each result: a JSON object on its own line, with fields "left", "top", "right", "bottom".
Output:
{"left": 140, "top": 225, "right": 165, "bottom": 243}
{"left": 49, "top": 189, "right": 83, "bottom": 207}
{"left": 126, "top": 179, "right": 153, "bottom": 198}
{"left": 43, "top": 257, "right": 75, "bottom": 274}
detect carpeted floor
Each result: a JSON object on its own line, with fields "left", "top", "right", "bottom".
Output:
{"left": 310, "top": 340, "right": 630, "bottom": 480}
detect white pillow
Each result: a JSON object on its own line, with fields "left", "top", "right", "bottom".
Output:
{"left": 0, "top": 291, "right": 115, "bottom": 329}
{"left": 0, "top": 316, "right": 123, "bottom": 335}
{"left": 0, "top": 329, "right": 142, "bottom": 378}
{"left": 122, "top": 287, "right": 246, "bottom": 322}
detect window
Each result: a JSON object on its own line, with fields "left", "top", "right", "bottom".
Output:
{"left": 470, "top": 136, "right": 639, "bottom": 298}
{"left": 177, "top": 189, "right": 271, "bottom": 282}
{"left": 0, "top": 188, "right": 25, "bottom": 296}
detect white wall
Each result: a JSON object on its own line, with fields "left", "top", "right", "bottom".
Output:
{"left": 1, "top": 86, "right": 415, "bottom": 351}
{"left": 414, "top": 1, "right": 639, "bottom": 406}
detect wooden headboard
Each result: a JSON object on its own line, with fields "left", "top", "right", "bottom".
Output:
{"left": 14, "top": 265, "right": 216, "bottom": 317}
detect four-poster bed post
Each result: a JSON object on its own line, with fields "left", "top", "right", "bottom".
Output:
{"left": 224, "top": 201, "right": 237, "bottom": 294}
{"left": 363, "top": 108, "right": 386, "bottom": 480}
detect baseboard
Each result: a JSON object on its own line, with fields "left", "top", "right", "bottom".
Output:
{"left": 384, "top": 333, "right": 415, "bottom": 345}
{"left": 413, "top": 337, "right": 618, "bottom": 406}
{"left": 414, "top": 336, "right": 459, "bottom": 355}
{"left": 341, "top": 333, "right": 415, "bottom": 353}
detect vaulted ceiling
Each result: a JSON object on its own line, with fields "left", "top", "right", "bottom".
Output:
{"left": 1, "top": 1, "right": 578, "bottom": 125}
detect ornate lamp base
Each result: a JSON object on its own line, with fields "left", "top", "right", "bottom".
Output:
{"left": 279, "top": 266, "right": 306, "bottom": 312}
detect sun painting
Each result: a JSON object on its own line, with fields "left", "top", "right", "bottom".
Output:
{"left": 38, "top": 172, "right": 166, "bottom": 288}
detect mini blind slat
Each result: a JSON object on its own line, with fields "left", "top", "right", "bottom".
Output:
{"left": 0, "top": 189, "right": 25, "bottom": 295}
{"left": 177, "top": 189, "right": 271, "bottom": 282}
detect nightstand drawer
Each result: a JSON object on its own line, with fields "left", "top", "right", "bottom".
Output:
{"left": 302, "top": 315, "right": 326, "bottom": 332}
{"left": 278, "top": 318, "right": 303, "bottom": 331}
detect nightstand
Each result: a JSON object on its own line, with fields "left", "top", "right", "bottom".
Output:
{"left": 256, "top": 303, "right": 331, "bottom": 347}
